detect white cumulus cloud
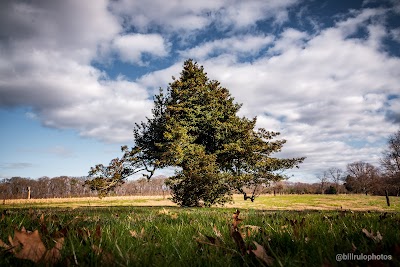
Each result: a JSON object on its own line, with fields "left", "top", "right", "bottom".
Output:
{"left": 113, "top": 33, "right": 170, "bottom": 64}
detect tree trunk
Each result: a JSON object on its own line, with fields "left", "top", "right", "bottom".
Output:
{"left": 385, "top": 190, "right": 390, "bottom": 207}
{"left": 27, "top": 186, "right": 31, "bottom": 200}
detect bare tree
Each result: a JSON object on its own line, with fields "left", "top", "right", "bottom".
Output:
{"left": 328, "top": 167, "right": 343, "bottom": 193}
{"left": 317, "top": 171, "right": 329, "bottom": 194}
{"left": 380, "top": 130, "right": 400, "bottom": 196}
{"left": 346, "top": 161, "right": 379, "bottom": 195}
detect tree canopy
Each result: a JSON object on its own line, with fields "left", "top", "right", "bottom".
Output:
{"left": 86, "top": 59, "right": 305, "bottom": 206}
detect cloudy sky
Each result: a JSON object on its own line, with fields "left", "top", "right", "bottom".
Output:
{"left": 1, "top": 0, "right": 399, "bottom": 182}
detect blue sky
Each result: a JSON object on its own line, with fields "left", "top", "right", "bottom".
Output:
{"left": 0, "top": 0, "right": 399, "bottom": 182}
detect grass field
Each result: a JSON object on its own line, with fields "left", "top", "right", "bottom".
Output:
{"left": 1, "top": 195, "right": 399, "bottom": 266}
{"left": 3, "top": 194, "right": 400, "bottom": 211}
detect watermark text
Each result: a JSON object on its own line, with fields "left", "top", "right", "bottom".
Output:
{"left": 336, "top": 253, "right": 392, "bottom": 262}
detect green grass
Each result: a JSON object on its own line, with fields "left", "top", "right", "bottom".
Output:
{"left": 1, "top": 205, "right": 399, "bottom": 266}
{"left": 232, "top": 194, "right": 400, "bottom": 212}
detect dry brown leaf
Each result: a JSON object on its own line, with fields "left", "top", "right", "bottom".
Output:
{"left": 43, "top": 237, "right": 64, "bottom": 265}
{"left": 39, "top": 214, "right": 45, "bottom": 224}
{"left": 205, "top": 235, "right": 221, "bottom": 245}
{"left": 77, "top": 227, "right": 91, "bottom": 242}
{"left": 11, "top": 229, "right": 47, "bottom": 263}
{"left": 8, "top": 235, "right": 14, "bottom": 247}
{"left": 1, "top": 228, "right": 64, "bottom": 264}
{"left": 213, "top": 225, "right": 222, "bottom": 238}
{"left": 159, "top": 208, "right": 169, "bottom": 215}
{"left": 362, "top": 228, "right": 383, "bottom": 242}
{"left": 129, "top": 230, "right": 138, "bottom": 238}
{"left": 242, "top": 225, "right": 261, "bottom": 238}
{"left": 0, "top": 238, "right": 10, "bottom": 249}
{"left": 159, "top": 208, "right": 178, "bottom": 219}
{"left": 92, "top": 245, "right": 114, "bottom": 264}
{"left": 230, "top": 229, "right": 246, "bottom": 254}
{"left": 249, "top": 241, "right": 274, "bottom": 266}
{"left": 230, "top": 209, "right": 246, "bottom": 254}
{"left": 243, "top": 225, "right": 261, "bottom": 231}
{"left": 195, "top": 233, "right": 224, "bottom": 248}
{"left": 351, "top": 242, "right": 357, "bottom": 252}
{"left": 232, "top": 209, "right": 242, "bottom": 229}
{"left": 92, "top": 245, "right": 101, "bottom": 254}
{"left": 130, "top": 227, "right": 145, "bottom": 239}
{"left": 170, "top": 213, "right": 178, "bottom": 219}
{"left": 95, "top": 224, "right": 102, "bottom": 239}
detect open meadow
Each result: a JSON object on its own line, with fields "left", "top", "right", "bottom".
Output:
{"left": 3, "top": 194, "right": 400, "bottom": 211}
{"left": 1, "top": 194, "right": 399, "bottom": 266}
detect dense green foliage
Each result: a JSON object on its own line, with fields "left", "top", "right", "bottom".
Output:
{"left": 1, "top": 206, "right": 399, "bottom": 266}
{"left": 324, "top": 185, "right": 337, "bottom": 194}
{"left": 86, "top": 59, "right": 304, "bottom": 206}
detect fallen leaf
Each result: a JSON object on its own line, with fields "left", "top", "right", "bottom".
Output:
{"left": 288, "top": 218, "right": 306, "bottom": 238}
{"left": 129, "top": 230, "right": 137, "bottom": 238}
{"left": 242, "top": 225, "right": 261, "bottom": 238}
{"left": 39, "top": 214, "right": 45, "bottom": 224}
{"left": 40, "top": 218, "right": 49, "bottom": 236}
{"left": 195, "top": 233, "right": 223, "bottom": 248}
{"left": 95, "top": 224, "right": 102, "bottom": 239}
{"left": 362, "top": 228, "right": 383, "bottom": 242}
{"left": 289, "top": 217, "right": 305, "bottom": 227}
{"left": 205, "top": 235, "right": 221, "bottom": 245}
{"left": 159, "top": 208, "right": 178, "bottom": 219}
{"left": 230, "top": 228, "right": 246, "bottom": 255}
{"left": 243, "top": 225, "right": 261, "bottom": 231}
{"left": 232, "top": 209, "right": 242, "bottom": 229}
{"left": 159, "top": 208, "right": 169, "bottom": 215}
{"left": 11, "top": 229, "right": 47, "bottom": 263}
{"left": 213, "top": 225, "right": 222, "bottom": 238}
{"left": 130, "top": 227, "right": 145, "bottom": 239}
{"left": 351, "top": 243, "right": 357, "bottom": 252}
{"left": 52, "top": 227, "right": 68, "bottom": 239}
{"left": 77, "top": 227, "right": 91, "bottom": 242}
{"left": 0, "top": 238, "right": 10, "bottom": 249}
{"left": 1, "top": 227, "right": 65, "bottom": 265}
{"left": 249, "top": 241, "right": 274, "bottom": 266}
{"left": 230, "top": 210, "right": 246, "bottom": 254}
{"left": 92, "top": 245, "right": 114, "bottom": 264}
{"left": 43, "top": 237, "right": 64, "bottom": 265}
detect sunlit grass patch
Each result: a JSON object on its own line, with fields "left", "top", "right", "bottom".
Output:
{"left": 3, "top": 194, "right": 400, "bottom": 213}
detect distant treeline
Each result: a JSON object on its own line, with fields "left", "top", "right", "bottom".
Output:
{"left": 1, "top": 168, "right": 398, "bottom": 200}
{"left": 0, "top": 176, "right": 170, "bottom": 199}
